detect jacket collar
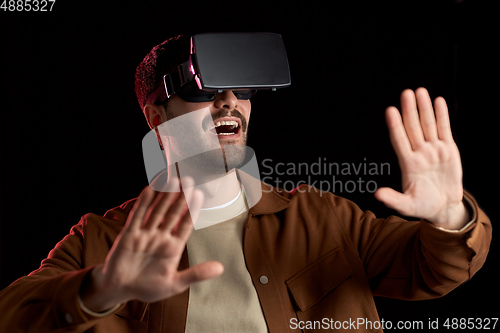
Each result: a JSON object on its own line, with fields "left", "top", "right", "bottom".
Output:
{"left": 248, "top": 182, "right": 291, "bottom": 215}
{"left": 133, "top": 168, "right": 292, "bottom": 217}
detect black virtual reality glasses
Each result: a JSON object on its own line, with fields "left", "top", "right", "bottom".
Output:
{"left": 145, "top": 32, "right": 291, "bottom": 104}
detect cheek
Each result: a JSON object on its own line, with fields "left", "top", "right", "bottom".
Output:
{"left": 241, "top": 100, "right": 251, "bottom": 119}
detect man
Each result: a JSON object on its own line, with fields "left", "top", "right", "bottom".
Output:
{"left": 0, "top": 34, "right": 491, "bottom": 332}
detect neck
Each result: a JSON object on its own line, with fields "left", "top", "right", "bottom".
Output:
{"left": 195, "top": 171, "right": 241, "bottom": 209}
{"left": 166, "top": 163, "right": 241, "bottom": 209}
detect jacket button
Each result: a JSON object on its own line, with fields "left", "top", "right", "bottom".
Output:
{"left": 259, "top": 275, "right": 268, "bottom": 285}
{"left": 65, "top": 312, "right": 73, "bottom": 324}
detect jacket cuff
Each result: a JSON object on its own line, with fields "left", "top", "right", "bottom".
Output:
{"left": 431, "top": 192, "right": 478, "bottom": 233}
{"left": 52, "top": 267, "right": 122, "bottom": 329}
{"left": 77, "top": 293, "right": 122, "bottom": 317}
{"left": 419, "top": 190, "right": 492, "bottom": 278}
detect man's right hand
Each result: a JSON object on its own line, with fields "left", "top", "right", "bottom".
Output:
{"left": 80, "top": 177, "right": 224, "bottom": 313}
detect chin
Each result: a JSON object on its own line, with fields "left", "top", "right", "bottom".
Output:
{"left": 222, "top": 144, "right": 248, "bottom": 170}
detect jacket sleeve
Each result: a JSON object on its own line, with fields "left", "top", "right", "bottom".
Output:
{"left": 0, "top": 220, "right": 119, "bottom": 333}
{"left": 328, "top": 190, "right": 492, "bottom": 300}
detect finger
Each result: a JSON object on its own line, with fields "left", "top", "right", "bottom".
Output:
{"left": 374, "top": 187, "right": 415, "bottom": 217}
{"left": 141, "top": 191, "right": 180, "bottom": 230}
{"left": 175, "top": 261, "right": 224, "bottom": 290}
{"left": 160, "top": 178, "right": 195, "bottom": 232}
{"left": 400, "top": 89, "right": 425, "bottom": 149}
{"left": 172, "top": 189, "right": 204, "bottom": 239}
{"left": 434, "top": 96, "right": 454, "bottom": 142}
{"left": 415, "top": 87, "right": 438, "bottom": 141}
{"left": 124, "top": 186, "right": 156, "bottom": 232}
{"left": 141, "top": 176, "right": 184, "bottom": 230}
{"left": 385, "top": 106, "right": 413, "bottom": 159}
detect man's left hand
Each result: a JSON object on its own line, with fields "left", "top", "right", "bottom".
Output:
{"left": 374, "top": 87, "right": 469, "bottom": 230}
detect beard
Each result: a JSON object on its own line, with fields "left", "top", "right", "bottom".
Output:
{"left": 175, "top": 138, "right": 248, "bottom": 180}
{"left": 198, "top": 108, "right": 249, "bottom": 173}
{"left": 221, "top": 143, "right": 248, "bottom": 171}
{"left": 165, "top": 108, "right": 249, "bottom": 183}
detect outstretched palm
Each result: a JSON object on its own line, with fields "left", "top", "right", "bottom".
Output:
{"left": 375, "top": 88, "right": 469, "bottom": 229}
{"left": 83, "top": 177, "right": 224, "bottom": 312}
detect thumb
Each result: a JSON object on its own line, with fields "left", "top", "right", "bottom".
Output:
{"left": 176, "top": 261, "right": 224, "bottom": 290}
{"left": 374, "top": 187, "right": 414, "bottom": 217}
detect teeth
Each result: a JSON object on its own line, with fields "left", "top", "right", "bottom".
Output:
{"left": 208, "top": 120, "right": 239, "bottom": 136}
{"left": 214, "top": 120, "right": 238, "bottom": 128}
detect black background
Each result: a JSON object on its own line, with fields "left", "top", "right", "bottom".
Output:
{"left": 1, "top": 0, "right": 498, "bottom": 330}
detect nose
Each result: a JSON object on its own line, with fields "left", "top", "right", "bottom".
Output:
{"left": 213, "top": 91, "right": 238, "bottom": 109}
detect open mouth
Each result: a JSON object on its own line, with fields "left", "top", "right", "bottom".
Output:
{"left": 209, "top": 119, "right": 241, "bottom": 137}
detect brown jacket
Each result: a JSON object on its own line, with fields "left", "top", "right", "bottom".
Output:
{"left": 0, "top": 184, "right": 492, "bottom": 332}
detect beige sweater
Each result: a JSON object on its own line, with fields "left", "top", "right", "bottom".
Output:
{"left": 186, "top": 189, "right": 268, "bottom": 332}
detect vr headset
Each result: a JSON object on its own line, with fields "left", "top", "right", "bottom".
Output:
{"left": 146, "top": 32, "right": 291, "bottom": 104}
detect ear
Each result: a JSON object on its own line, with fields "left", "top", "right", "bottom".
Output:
{"left": 143, "top": 103, "right": 164, "bottom": 130}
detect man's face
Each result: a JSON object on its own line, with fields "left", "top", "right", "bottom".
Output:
{"left": 165, "top": 90, "right": 251, "bottom": 146}
{"left": 160, "top": 91, "right": 251, "bottom": 174}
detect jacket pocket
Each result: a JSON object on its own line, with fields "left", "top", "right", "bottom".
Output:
{"left": 285, "top": 247, "right": 352, "bottom": 311}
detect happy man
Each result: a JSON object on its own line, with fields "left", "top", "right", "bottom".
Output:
{"left": 0, "top": 34, "right": 491, "bottom": 333}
